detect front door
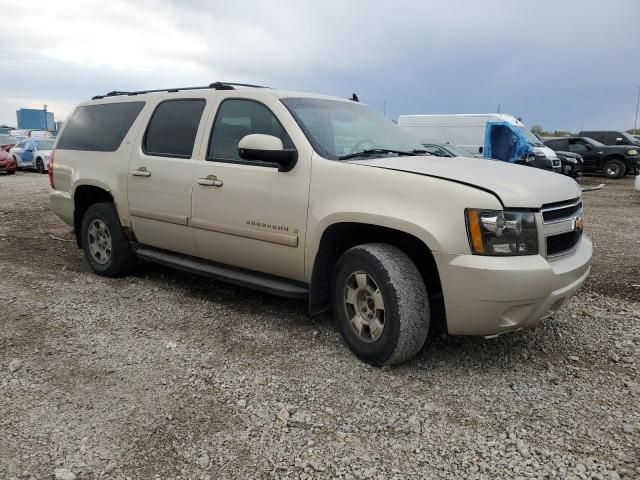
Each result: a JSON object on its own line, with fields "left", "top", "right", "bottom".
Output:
{"left": 127, "top": 98, "right": 207, "bottom": 256}
{"left": 191, "top": 97, "right": 311, "bottom": 281}
{"left": 22, "top": 140, "right": 38, "bottom": 167}
{"left": 568, "top": 139, "right": 598, "bottom": 171}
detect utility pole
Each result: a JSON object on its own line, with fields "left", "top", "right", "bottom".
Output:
{"left": 497, "top": 104, "right": 501, "bottom": 113}
{"left": 383, "top": 99, "right": 386, "bottom": 117}
{"left": 634, "top": 86, "right": 640, "bottom": 132}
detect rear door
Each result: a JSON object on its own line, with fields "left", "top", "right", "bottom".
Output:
{"left": 190, "top": 95, "right": 311, "bottom": 281}
{"left": 127, "top": 97, "right": 207, "bottom": 256}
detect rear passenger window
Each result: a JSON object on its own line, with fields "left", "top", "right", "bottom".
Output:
{"left": 144, "top": 99, "right": 206, "bottom": 158}
{"left": 208, "top": 99, "right": 293, "bottom": 162}
{"left": 57, "top": 102, "right": 145, "bottom": 151}
{"left": 547, "top": 139, "right": 565, "bottom": 150}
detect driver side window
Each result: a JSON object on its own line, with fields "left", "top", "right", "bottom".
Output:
{"left": 208, "top": 99, "right": 293, "bottom": 163}
{"left": 568, "top": 140, "right": 588, "bottom": 154}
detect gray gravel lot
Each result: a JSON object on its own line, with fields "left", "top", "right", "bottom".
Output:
{"left": 1, "top": 172, "right": 639, "bottom": 480}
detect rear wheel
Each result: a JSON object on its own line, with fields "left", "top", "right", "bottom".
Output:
{"left": 36, "top": 158, "right": 45, "bottom": 174}
{"left": 81, "top": 203, "right": 136, "bottom": 277}
{"left": 602, "top": 159, "right": 625, "bottom": 179}
{"left": 13, "top": 156, "right": 20, "bottom": 170}
{"left": 332, "top": 243, "right": 430, "bottom": 366}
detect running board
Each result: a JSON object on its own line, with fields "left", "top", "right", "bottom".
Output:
{"left": 135, "top": 247, "right": 309, "bottom": 299}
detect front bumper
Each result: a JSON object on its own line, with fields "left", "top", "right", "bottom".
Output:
{"left": 625, "top": 156, "right": 639, "bottom": 170}
{"left": 434, "top": 236, "right": 592, "bottom": 336}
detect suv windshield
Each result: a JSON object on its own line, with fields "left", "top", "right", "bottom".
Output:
{"left": 444, "top": 144, "right": 474, "bottom": 157}
{"left": 513, "top": 126, "right": 544, "bottom": 146}
{"left": 281, "top": 98, "right": 425, "bottom": 160}
{"left": 584, "top": 137, "right": 605, "bottom": 147}
{"left": 620, "top": 132, "right": 639, "bottom": 144}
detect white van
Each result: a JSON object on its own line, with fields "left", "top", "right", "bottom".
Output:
{"left": 10, "top": 129, "right": 53, "bottom": 139}
{"left": 397, "top": 113, "right": 561, "bottom": 172}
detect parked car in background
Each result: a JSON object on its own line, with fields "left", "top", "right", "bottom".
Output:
{"left": 579, "top": 130, "right": 640, "bottom": 148}
{"left": 10, "top": 138, "right": 55, "bottom": 173}
{"left": 544, "top": 137, "right": 639, "bottom": 178}
{"left": 9, "top": 129, "right": 54, "bottom": 139}
{"left": 421, "top": 143, "right": 482, "bottom": 158}
{"left": 398, "top": 113, "right": 561, "bottom": 173}
{"left": 554, "top": 151, "right": 583, "bottom": 178}
{"left": 0, "top": 134, "right": 25, "bottom": 151}
{"left": 0, "top": 146, "right": 16, "bottom": 174}
{"left": 636, "top": 174, "right": 640, "bottom": 191}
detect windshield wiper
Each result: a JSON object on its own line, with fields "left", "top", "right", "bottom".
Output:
{"left": 338, "top": 148, "right": 427, "bottom": 160}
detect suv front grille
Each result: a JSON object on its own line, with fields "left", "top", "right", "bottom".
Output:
{"left": 546, "top": 230, "right": 582, "bottom": 257}
{"left": 541, "top": 198, "right": 582, "bottom": 223}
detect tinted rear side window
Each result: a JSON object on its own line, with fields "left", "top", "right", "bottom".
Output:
{"left": 546, "top": 139, "right": 566, "bottom": 150}
{"left": 143, "top": 99, "right": 206, "bottom": 158}
{"left": 57, "top": 102, "right": 145, "bottom": 151}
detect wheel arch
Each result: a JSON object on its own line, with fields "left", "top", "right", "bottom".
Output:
{"left": 72, "top": 184, "right": 116, "bottom": 248}
{"left": 309, "top": 221, "right": 445, "bottom": 331}
{"left": 601, "top": 155, "right": 627, "bottom": 176}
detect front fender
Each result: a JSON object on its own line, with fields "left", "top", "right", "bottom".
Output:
{"left": 305, "top": 156, "right": 503, "bottom": 280}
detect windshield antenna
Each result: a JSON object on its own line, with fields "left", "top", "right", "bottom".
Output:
{"left": 350, "top": 93, "right": 359, "bottom": 102}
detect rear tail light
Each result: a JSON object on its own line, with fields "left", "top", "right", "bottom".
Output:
{"left": 48, "top": 149, "right": 55, "bottom": 189}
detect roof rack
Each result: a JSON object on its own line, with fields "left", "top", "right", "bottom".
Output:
{"left": 91, "top": 82, "right": 269, "bottom": 100}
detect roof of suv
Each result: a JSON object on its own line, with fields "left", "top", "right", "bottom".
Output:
{"left": 88, "top": 82, "right": 355, "bottom": 105}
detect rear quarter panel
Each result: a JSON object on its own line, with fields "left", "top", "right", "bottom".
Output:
{"left": 51, "top": 101, "right": 150, "bottom": 225}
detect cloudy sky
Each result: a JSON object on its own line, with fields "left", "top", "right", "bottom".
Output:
{"left": 1, "top": 0, "right": 639, "bottom": 132}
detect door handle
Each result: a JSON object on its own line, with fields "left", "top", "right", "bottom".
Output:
{"left": 196, "top": 175, "right": 223, "bottom": 187}
{"left": 130, "top": 167, "right": 151, "bottom": 177}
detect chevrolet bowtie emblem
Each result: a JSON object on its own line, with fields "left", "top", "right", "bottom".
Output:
{"left": 574, "top": 216, "right": 584, "bottom": 232}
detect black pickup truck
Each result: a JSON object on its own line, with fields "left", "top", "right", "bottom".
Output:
{"left": 544, "top": 136, "right": 639, "bottom": 178}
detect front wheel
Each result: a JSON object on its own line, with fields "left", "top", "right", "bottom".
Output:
{"left": 332, "top": 243, "right": 430, "bottom": 366}
{"left": 602, "top": 159, "right": 625, "bottom": 179}
{"left": 36, "top": 158, "right": 45, "bottom": 174}
{"left": 80, "top": 203, "right": 136, "bottom": 277}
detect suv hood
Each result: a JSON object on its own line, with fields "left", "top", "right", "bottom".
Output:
{"left": 349, "top": 156, "right": 581, "bottom": 208}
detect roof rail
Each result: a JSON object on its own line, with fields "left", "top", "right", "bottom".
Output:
{"left": 91, "top": 82, "right": 269, "bottom": 100}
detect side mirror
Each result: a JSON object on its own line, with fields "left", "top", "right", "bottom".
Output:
{"left": 584, "top": 144, "right": 593, "bottom": 151}
{"left": 478, "top": 146, "right": 483, "bottom": 154}
{"left": 238, "top": 134, "right": 297, "bottom": 172}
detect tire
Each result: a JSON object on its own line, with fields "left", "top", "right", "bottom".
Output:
{"left": 13, "top": 156, "right": 20, "bottom": 170}
{"left": 80, "top": 202, "right": 136, "bottom": 277}
{"left": 602, "top": 159, "right": 625, "bottom": 179}
{"left": 36, "top": 158, "right": 45, "bottom": 174}
{"left": 332, "top": 243, "right": 430, "bottom": 366}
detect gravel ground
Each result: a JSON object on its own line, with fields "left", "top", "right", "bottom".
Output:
{"left": 1, "top": 172, "right": 639, "bottom": 480}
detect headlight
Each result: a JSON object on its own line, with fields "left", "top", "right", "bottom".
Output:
{"left": 626, "top": 149, "right": 638, "bottom": 156}
{"left": 465, "top": 209, "right": 538, "bottom": 256}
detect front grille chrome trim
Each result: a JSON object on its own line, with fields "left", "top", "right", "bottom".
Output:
{"left": 541, "top": 198, "right": 583, "bottom": 224}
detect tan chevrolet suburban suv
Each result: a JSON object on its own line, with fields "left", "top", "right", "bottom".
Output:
{"left": 49, "top": 82, "right": 592, "bottom": 365}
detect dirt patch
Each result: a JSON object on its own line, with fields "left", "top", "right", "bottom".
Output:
{"left": 0, "top": 172, "right": 638, "bottom": 479}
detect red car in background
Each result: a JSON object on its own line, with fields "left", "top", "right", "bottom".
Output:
{"left": 0, "top": 135, "right": 17, "bottom": 174}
